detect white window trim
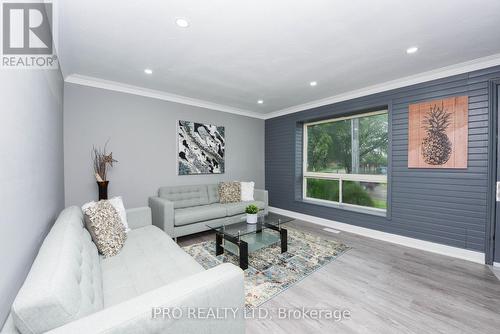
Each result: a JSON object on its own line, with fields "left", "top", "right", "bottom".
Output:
{"left": 302, "top": 110, "right": 388, "bottom": 213}
{"left": 302, "top": 196, "right": 387, "bottom": 215}
{"left": 305, "top": 110, "right": 387, "bottom": 126}
{"left": 304, "top": 172, "right": 387, "bottom": 183}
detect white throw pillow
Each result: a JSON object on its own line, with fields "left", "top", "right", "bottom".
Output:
{"left": 108, "top": 196, "right": 130, "bottom": 232}
{"left": 240, "top": 181, "right": 255, "bottom": 201}
{"left": 81, "top": 200, "right": 96, "bottom": 212}
{"left": 82, "top": 196, "right": 130, "bottom": 233}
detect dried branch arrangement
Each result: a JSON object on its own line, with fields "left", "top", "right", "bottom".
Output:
{"left": 92, "top": 141, "right": 117, "bottom": 182}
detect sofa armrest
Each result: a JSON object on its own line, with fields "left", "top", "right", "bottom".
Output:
{"left": 148, "top": 196, "right": 175, "bottom": 237}
{"left": 125, "top": 207, "right": 152, "bottom": 230}
{"left": 46, "top": 263, "right": 245, "bottom": 334}
{"left": 254, "top": 189, "right": 268, "bottom": 213}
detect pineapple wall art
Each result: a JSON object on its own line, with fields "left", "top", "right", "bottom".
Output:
{"left": 408, "top": 96, "right": 468, "bottom": 169}
{"left": 421, "top": 105, "right": 452, "bottom": 165}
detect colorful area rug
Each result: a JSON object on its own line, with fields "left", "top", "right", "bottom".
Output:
{"left": 182, "top": 227, "right": 349, "bottom": 308}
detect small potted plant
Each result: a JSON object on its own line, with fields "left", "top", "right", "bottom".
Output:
{"left": 245, "top": 204, "right": 259, "bottom": 224}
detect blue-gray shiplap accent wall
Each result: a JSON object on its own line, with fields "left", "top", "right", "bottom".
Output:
{"left": 266, "top": 65, "right": 500, "bottom": 253}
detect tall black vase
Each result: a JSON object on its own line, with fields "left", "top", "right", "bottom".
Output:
{"left": 97, "top": 181, "right": 109, "bottom": 200}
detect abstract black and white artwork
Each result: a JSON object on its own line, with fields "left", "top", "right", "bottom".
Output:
{"left": 178, "top": 120, "right": 225, "bottom": 175}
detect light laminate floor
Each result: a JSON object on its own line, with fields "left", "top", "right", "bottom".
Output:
{"left": 178, "top": 219, "right": 500, "bottom": 334}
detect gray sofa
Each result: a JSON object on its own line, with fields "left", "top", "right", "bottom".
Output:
{"left": 149, "top": 184, "right": 268, "bottom": 238}
{"left": 2, "top": 206, "right": 244, "bottom": 334}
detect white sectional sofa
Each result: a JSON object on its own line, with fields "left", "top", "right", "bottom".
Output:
{"left": 149, "top": 184, "right": 268, "bottom": 238}
{"left": 2, "top": 206, "right": 245, "bottom": 334}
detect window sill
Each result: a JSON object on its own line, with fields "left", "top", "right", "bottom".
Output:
{"left": 299, "top": 198, "right": 387, "bottom": 217}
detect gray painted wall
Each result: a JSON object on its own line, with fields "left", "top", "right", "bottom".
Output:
{"left": 0, "top": 69, "right": 64, "bottom": 326}
{"left": 266, "top": 65, "right": 500, "bottom": 254}
{"left": 64, "top": 83, "right": 265, "bottom": 208}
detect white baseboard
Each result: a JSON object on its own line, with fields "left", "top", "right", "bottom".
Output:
{"left": 323, "top": 228, "right": 341, "bottom": 234}
{"left": 269, "top": 206, "right": 485, "bottom": 264}
{"left": 494, "top": 262, "right": 500, "bottom": 268}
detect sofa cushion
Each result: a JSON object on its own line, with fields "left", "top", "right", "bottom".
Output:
{"left": 218, "top": 182, "right": 241, "bottom": 204}
{"left": 207, "top": 184, "right": 220, "bottom": 204}
{"left": 225, "top": 201, "right": 266, "bottom": 216}
{"left": 84, "top": 201, "right": 127, "bottom": 258}
{"left": 12, "top": 206, "right": 103, "bottom": 334}
{"left": 159, "top": 185, "right": 209, "bottom": 209}
{"left": 101, "top": 225, "right": 203, "bottom": 307}
{"left": 174, "top": 204, "right": 227, "bottom": 226}
{"left": 240, "top": 181, "right": 255, "bottom": 201}
{"left": 82, "top": 196, "right": 130, "bottom": 233}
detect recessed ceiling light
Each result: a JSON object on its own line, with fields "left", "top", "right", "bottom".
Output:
{"left": 144, "top": 68, "right": 153, "bottom": 74}
{"left": 175, "top": 18, "right": 189, "bottom": 28}
{"left": 257, "top": 100, "right": 264, "bottom": 104}
{"left": 310, "top": 81, "right": 317, "bottom": 86}
{"left": 406, "top": 46, "right": 418, "bottom": 54}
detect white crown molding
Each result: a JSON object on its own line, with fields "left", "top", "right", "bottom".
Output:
{"left": 264, "top": 53, "right": 500, "bottom": 119}
{"left": 269, "top": 206, "right": 485, "bottom": 264}
{"left": 64, "top": 74, "right": 266, "bottom": 119}
{"left": 65, "top": 53, "right": 500, "bottom": 121}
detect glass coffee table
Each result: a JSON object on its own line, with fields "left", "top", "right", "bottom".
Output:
{"left": 206, "top": 212, "right": 293, "bottom": 270}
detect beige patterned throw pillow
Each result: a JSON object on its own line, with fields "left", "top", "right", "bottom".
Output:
{"left": 84, "top": 200, "right": 127, "bottom": 257}
{"left": 218, "top": 181, "right": 241, "bottom": 203}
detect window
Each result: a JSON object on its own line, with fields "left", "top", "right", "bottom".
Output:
{"left": 303, "top": 110, "right": 388, "bottom": 213}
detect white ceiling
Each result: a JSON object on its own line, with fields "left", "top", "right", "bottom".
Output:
{"left": 59, "top": 0, "right": 500, "bottom": 118}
